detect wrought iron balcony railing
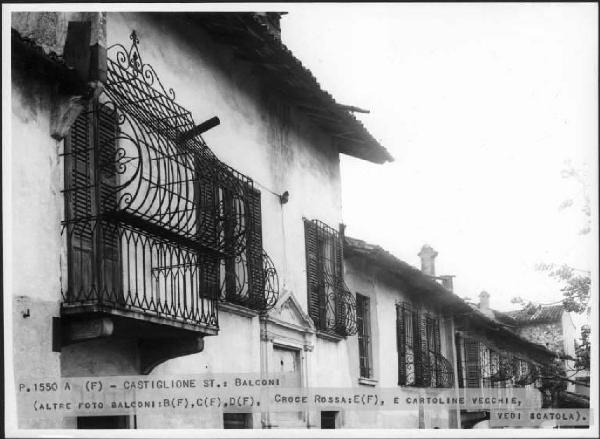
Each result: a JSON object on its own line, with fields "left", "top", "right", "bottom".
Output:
{"left": 311, "top": 281, "right": 358, "bottom": 336}
{"left": 219, "top": 250, "right": 279, "bottom": 311}
{"left": 61, "top": 218, "right": 219, "bottom": 330}
{"left": 428, "top": 351, "right": 455, "bottom": 388}
{"left": 400, "top": 349, "right": 454, "bottom": 388}
{"left": 60, "top": 31, "right": 279, "bottom": 330}
{"left": 513, "top": 358, "right": 537, "bottom": 386}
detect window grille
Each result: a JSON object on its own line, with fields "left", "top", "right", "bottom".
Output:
{"left": 303, "top": 219, "right": 357, "bottom": 336}
{"left": 356, "top": 293, "right": 373, "bottom": 378}
{"left": 513, "top": 358, "right": 537, "bottom": 386}
{"left": 396, "top": 303, "right": 453, "bottom": 388}
{"left": 61, "top": 31, "right": 279, "bottom": 329}
{"left": 458, "top": 337, "right": 531, "bottom": 388}
{"left": 396, "top": 302, "right": 417, "bottom": 386}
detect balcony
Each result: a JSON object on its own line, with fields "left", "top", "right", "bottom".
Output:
{"left": 428, "top": 351, "right": 455, "bottom": 388}
{"left": 311, "top": 282, "right": 357, "bottom": 337}
{"left": 61, "top": 218, "right": 220, "bottom": 336}
{"left": 399, "top": 349, "right": 454, "bottom": 388}
{"left": 58, "top": 31, "right": 278, "bottom": 368}
{"left": 304, "top": 219, "right": 357, "bottom": 338}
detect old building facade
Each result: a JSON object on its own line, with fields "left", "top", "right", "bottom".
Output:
{"left": 8, "top": 10, "right": 570, "bottom": 431}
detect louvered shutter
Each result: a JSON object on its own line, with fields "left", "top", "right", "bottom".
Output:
{"left": 65, "top": 107, "right": 95, "bottom": 301}
{"left": 434, "top": 319, "right": 442, "bottom": 387}
{"left": 333, "top": 227, "right": 345, "bottom": 331}
{"left": 456, "top": 333, "right": 465, "bottom": 388}
{"left": 464, "top": 338, "right": 481, "bottom": 388}
{"left": 396, "top": 304, "right": 407, "bottom": 385}
{"left": 196, "top": 159, "right": 218, "bottom": 249}
{"left": 95, "top": 102, "right": 122, "bottom": 301}
{"left": 246, "top": 186, "right": 264, "bottom": 307}
{"left": 426, "top": 315, "right": 442, "bottom": 387}
{"left": 304, "top": 219, "right": 322, "bottom": 327}
{"left": 195, "top": 159, "right": 219, "bottom": 300}
{"left": 415, "top": 311, "right": 431, "bottom": 386}
{"left": 221, "top": 184, "right": 236, "bottom": 300}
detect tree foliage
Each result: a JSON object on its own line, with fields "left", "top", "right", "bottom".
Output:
{"left": 575, "top": 325, "right": 590, "bottom": 371}
{"left": 535, "top": 263, "right": 591, "bottom": 314}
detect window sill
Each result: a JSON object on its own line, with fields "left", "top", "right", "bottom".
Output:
{"left": 219, "top": 301, "right": 259, "bottom": 318}
{"left": 358, "top": 377, "right": 378, "bottom": 387}
{"left": 315, "top": 330, "right": 345, "bottom": 342}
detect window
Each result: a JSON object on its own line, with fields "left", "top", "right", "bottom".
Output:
{"left": 303, "top": 219, "right": 356, "bottom": 337}
{"left": 356, "top": 294, "right": 373, "bottom": 378}
{"left": 320, "top": 411, "right": 338, "bottom": 429}
{"left": 461, "top": 337, "right": 482, "bottom": 388}
{"left": 396, "top": 303, "right": 452, "bottom": 387}
{"left": 223, "top": 413, "right": 252, "bottom": 429}
{"left": 396, "top": 302, "right": 418, "bottom": 386}
{"left": 458, "top": 337, "right": 529, "bottom": 389}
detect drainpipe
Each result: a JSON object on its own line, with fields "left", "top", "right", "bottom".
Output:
{"left": 449, "top": 316, "right": 462, "bottom": 428}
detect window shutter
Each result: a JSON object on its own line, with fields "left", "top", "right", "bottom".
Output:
{"left": 195, "top": 161, "right": 219, "bottom": 301}
{"left": 304, "top": 219, "right": 321, "bottom": 326}
{"left": 196, "top": 161, "right": 218, "bottom": 249}
{"left": 433, "top": 319, "right": 441, "bottom": 355}
{"left": 396, "top": 305, "right": 407, "bottom": 385}
{"left": 95, "top": 103, "right": 122, "bottom": 300}
{"left": 333, "top": 229, "right": 344, "bottom": 331}
{"left": 464, "top": 338, "right": 481, "bottom": 388}
{"left": 456, "top": 333, "right": 465, "bottom": 388}
{"left": 415, "top": 311, "right": 431, "bottom": 386}
{"left": 246, "top": 186, "right": 264, "bottom": 307}
{"left": 65, "top": 107, "right": 95, "bottom": 301}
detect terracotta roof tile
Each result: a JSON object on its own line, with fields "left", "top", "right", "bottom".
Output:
{"left": 505, "top": 304, "right": 564, "bottom": 324}
{"left": 189, "top": 13, "right": 394, "bottom": 164}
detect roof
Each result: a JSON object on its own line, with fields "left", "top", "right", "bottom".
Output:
{"left": 185, "top": 13, "right": 394, "bottom": 164}
{"left": 505, "top": 304, "right": 564, "bottom": 324}
{"left": 344, "top": 236, "right": 559, "bottom": 363}
{"left": 11, "top": 29, "right": 87, "bottom": 95}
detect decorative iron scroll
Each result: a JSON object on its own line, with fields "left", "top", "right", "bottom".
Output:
{"left": 513, "top": 358, "right": 537, "bottom": 386}
{"left": 61, "top": 31, "right": 279, "bottom": 326}
{"left": 100, "top": 31, "right": 252, "bottom": 255}
{"left": 429, "top": 351, "right": 455, "bottom": 388}
{"left": 219, "top": 250, "right": 279, "bottom": 311}
{"left": 397, "top": 303, "right": 452, "bottom": 388}
{"left": 481, "top": 350, "right": 513, "bottom": 388}
{"left": 61, "top": 219, "right": 219, "bottom": 328}
{"left": 305, "top": 219, "right": 358, "bottom": 336}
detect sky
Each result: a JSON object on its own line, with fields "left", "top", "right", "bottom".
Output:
{"left": 281, "top": 3, "right": 597, "bottom": 314}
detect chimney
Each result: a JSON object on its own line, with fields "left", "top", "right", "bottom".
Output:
{"left": 418, "top": 244, "right": 438, "bottom": 276}
{"left": 478, "top": 291, "right": 494, "bottom": 318}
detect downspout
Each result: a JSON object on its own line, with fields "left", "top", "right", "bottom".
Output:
{"left": 449, "top": 315, "right": 462, "bottom": 428}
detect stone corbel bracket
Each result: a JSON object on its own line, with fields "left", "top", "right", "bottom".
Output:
{"left": 51, "top": 16, "right": 107, "bottom": 140}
